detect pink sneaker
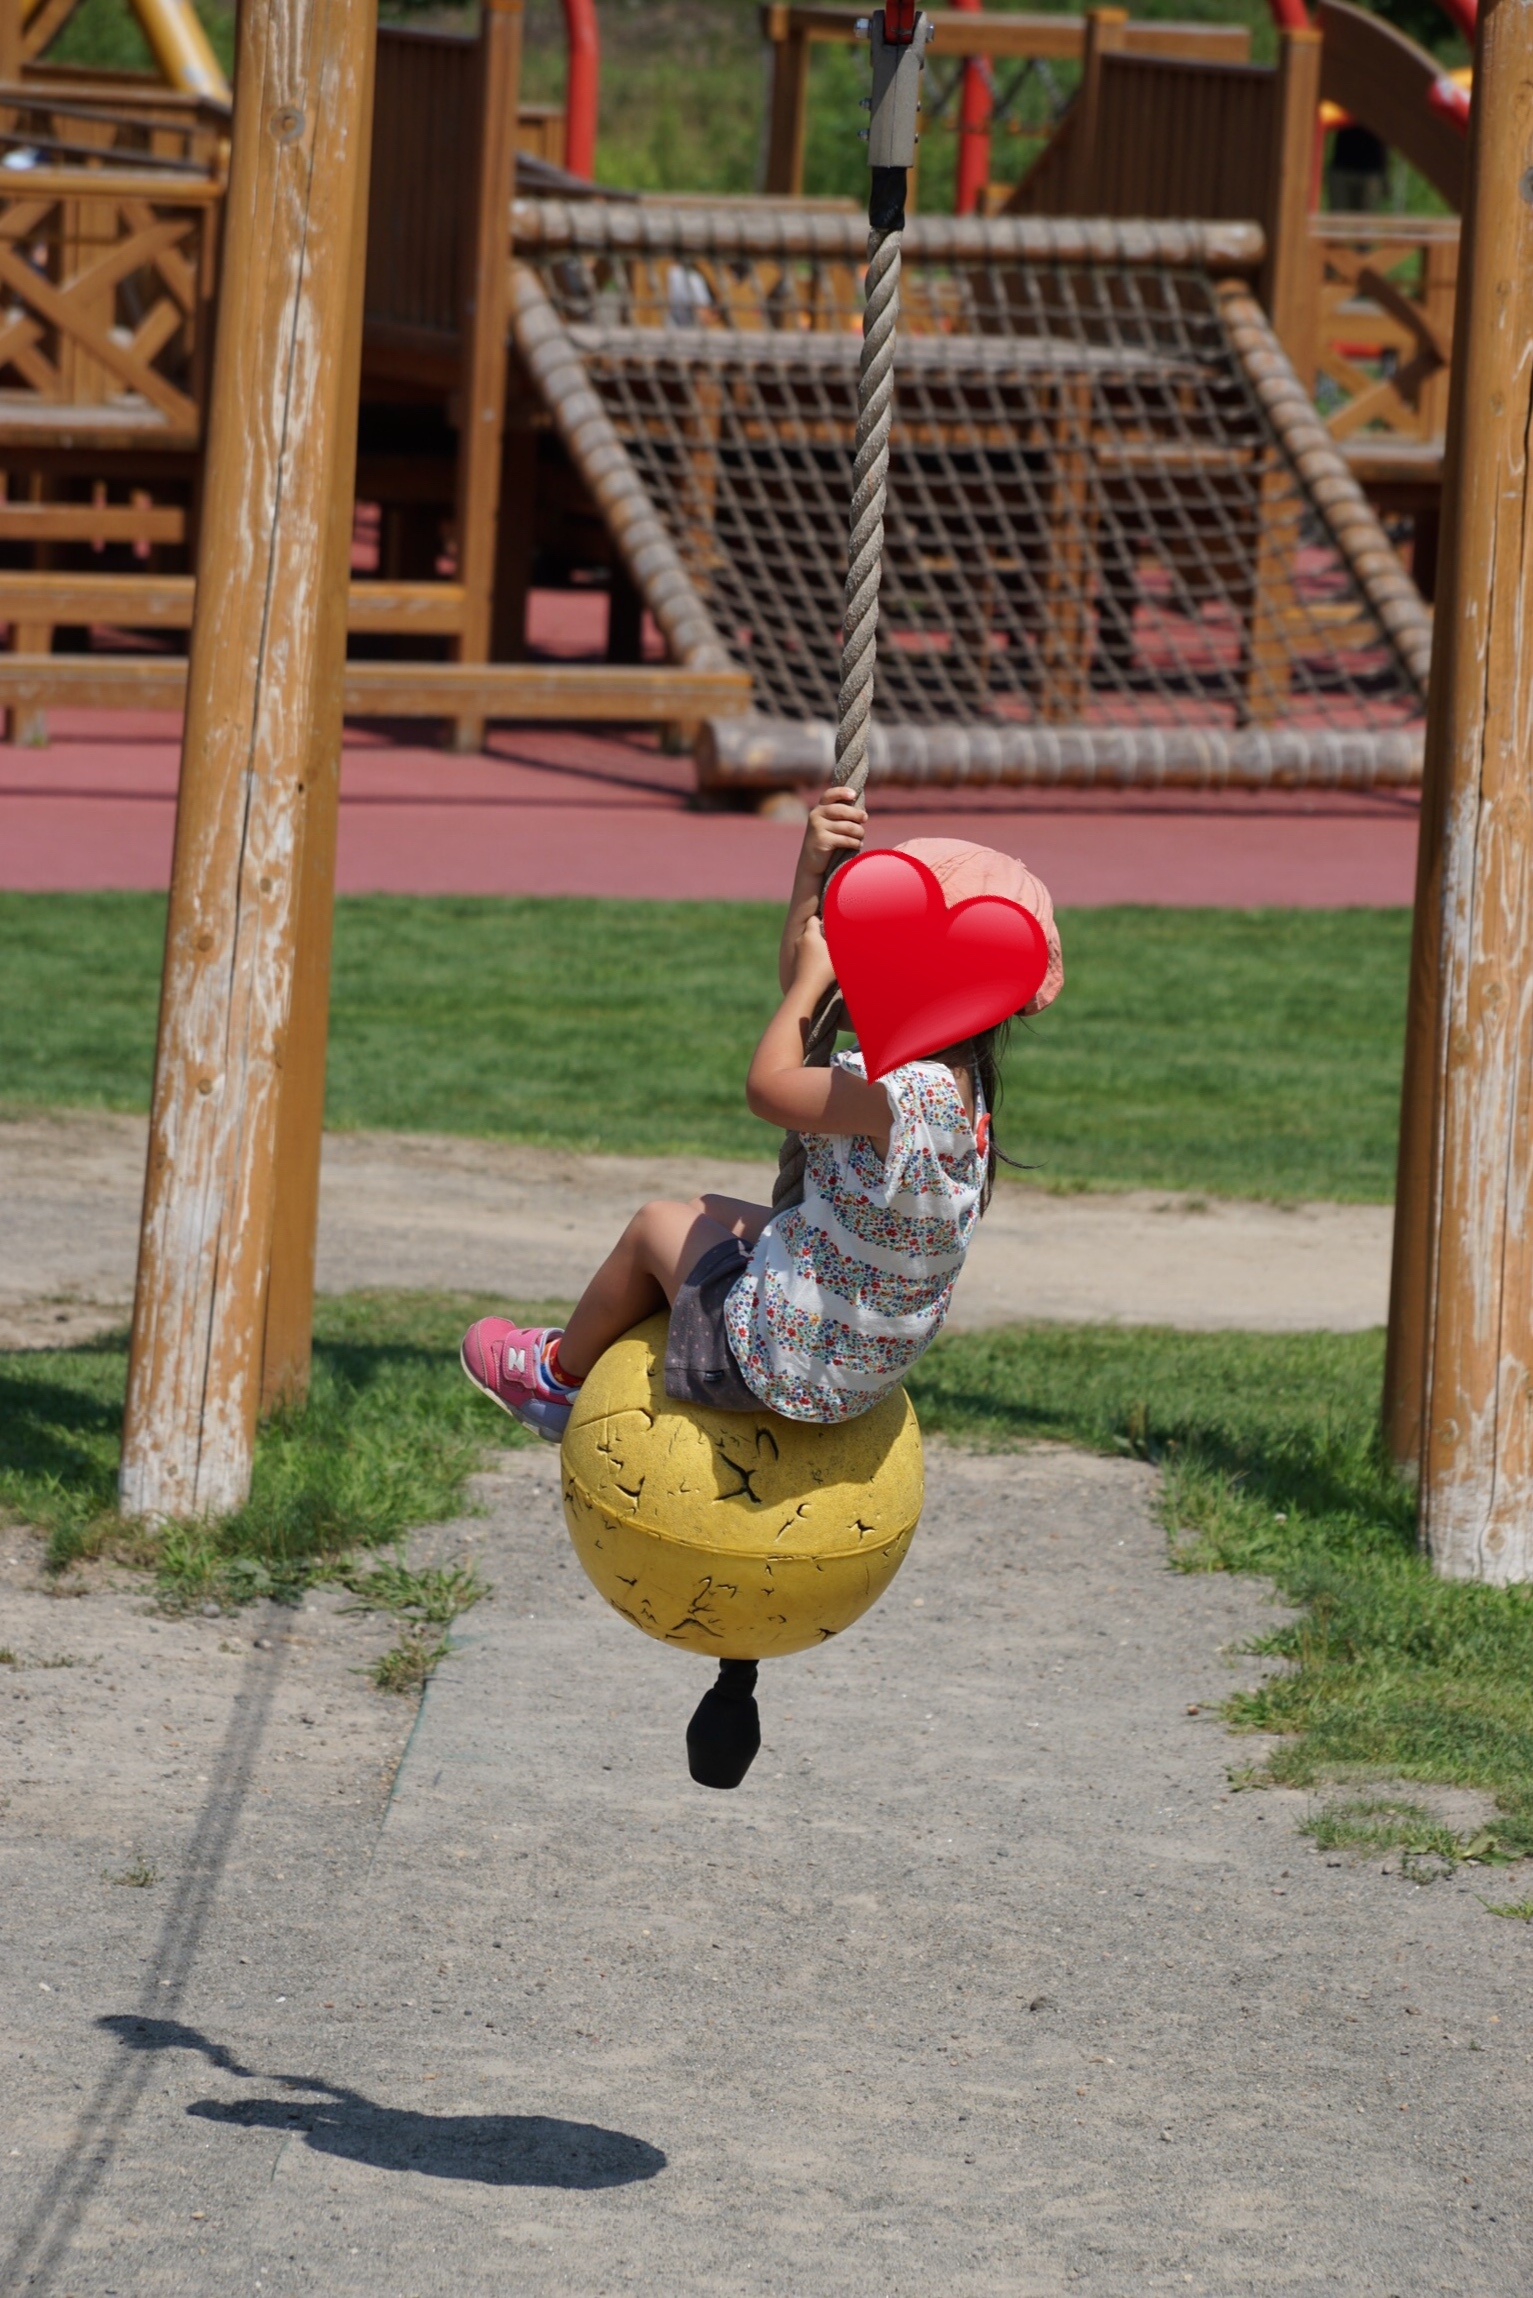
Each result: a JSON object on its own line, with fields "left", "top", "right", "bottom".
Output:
{"left": 460, "top": 1319, "right": 573, "bottom": 1444}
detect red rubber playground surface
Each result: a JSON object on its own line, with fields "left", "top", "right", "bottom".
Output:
{"left": 0, "top": 712, "right": 1421, "bottom": 910}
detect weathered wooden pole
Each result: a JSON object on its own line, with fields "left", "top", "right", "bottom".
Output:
{"left": 1388, "top": 0, "right": 1533, "bottom": 1579}
{"left": 1381, "top": 696, "right": 1453, "bottom": 1471}
{"left": 257, "top": 37, "right": 376, "bottom": 1417}
{"left": 1381, "top": 262, "right": 1474, "bottom": 1468}
{"left": 450, "top": 0, "right": 523, "bottom": 754}
{"left": 119, "top": 0, "right": 378, "bottom": 1520}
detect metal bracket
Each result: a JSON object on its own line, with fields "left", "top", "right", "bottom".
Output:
{"left": 866, "top": 6, "right": 933, "bottom": 170}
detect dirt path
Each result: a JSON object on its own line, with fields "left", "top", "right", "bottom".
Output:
{"left": 3, "top": 1448, "right": 1526, "bottom": 2293}
{"left": 1, "top": 1111, "right": 1393, "bottom": 1348}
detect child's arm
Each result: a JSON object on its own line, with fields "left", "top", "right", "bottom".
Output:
{"left": 778, "top": 784, "right": 868, "bottom": 992}
{"left": 750, "top": 916, "right": 893, "bottom": 1151}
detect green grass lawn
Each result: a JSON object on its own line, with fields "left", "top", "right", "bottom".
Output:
{"left": 8, "top": 1300, "right": 1533, "bottom": 1861}
{"left": 0, "top": 894, "right": 1409, "bottom": 1201}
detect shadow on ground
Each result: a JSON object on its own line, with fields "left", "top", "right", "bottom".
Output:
{"left": 102, "top": 2016, "right": 665, "bottom": 2190}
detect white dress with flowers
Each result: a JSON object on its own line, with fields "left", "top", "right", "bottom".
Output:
{"left": 723, "top": 1050, "right": 982, "bottom": 1424}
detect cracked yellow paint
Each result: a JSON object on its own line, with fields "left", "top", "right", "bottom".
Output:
{"left": 561, "top": 1314, "right": 924, "bottom": 1658}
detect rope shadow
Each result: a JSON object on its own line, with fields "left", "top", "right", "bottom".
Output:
{"left": 1, "top": 1622, "right": 286, "bottom": 2295}
{"left": 100, "top": 2016, "right": 665, "bottom": 2191}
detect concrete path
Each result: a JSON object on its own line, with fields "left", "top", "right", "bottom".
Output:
{"left": 3, "top": 1447, "right": 1527, "bottom": 2294}
{"left": 0, "top": 704, "right": 1420, "bottom": 905}
{"left": 0, "top": 1112, "right": 1393, "bottom": 1350}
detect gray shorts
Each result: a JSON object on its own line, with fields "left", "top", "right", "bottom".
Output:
{"left": 664, "top": 1235, "right": 763, "bottom": 1412}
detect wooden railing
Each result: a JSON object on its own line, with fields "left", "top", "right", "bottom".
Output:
{"left": 1312, "top": 213, "right": 1456, "bottom": 454}
{"left": 0, "top": 162, "right": 221, "bottom": 445}
{"left": 1308, "top": 211, "right": 1454, "bottom": 594}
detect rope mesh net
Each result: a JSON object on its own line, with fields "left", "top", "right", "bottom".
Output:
{"left": 515, "top": 206, "right": 1427, "bottom": 780}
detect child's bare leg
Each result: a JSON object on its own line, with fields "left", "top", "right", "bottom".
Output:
{"left": 557, "top": 1193, "right": 770, "bottom": 1380}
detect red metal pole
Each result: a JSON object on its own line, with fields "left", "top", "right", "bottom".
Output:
{"left": 1434, "top": 0, "right": 1477, "bottom": 41}
{"left": 950, "top": 0, "right": 991, "bottom": 215}
{"left": 562, "top": 0, "right": 599, "bottom": 179}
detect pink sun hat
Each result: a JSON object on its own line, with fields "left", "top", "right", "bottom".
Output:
{"left": 891, "top": 837, "right": 1064, "bottom": 1016}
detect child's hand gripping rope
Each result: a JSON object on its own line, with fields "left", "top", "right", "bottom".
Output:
{"left": 778, "top": 783, "right": 868, "bottom": 994}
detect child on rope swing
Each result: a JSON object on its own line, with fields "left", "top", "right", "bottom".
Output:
{"left": 460, "top": 786, "right": 1063, "bottom": 1443}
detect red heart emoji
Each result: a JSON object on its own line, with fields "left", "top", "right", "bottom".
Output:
{"left": 823, "top": 850, "right": 1050, "bottom": 1080}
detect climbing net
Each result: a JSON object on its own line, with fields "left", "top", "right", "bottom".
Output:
{"left": 513, "top": 204, "right": 1430, "bottom": 785}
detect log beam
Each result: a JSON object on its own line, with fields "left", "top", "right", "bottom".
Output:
{"left": 451, "top": 0, "right": 523, "bottom": 751}
{"left": 1265, "top": 27, "right": 1322, "bottom": 384}
{"left": 118, "top": 0, "right": 377, "bottom": 1522}
{"left": 259, "top": 12, "right": 377, "bottom": 1417}
{"left": 0, "top": 571, "right": 468, "bottom": 631}
{"left": 760, "top": 5, "right": 1250, "bottom": 64}
{"left": 0, "top": 651, "right": 751, "bottom": 717}
{"left": 1387, "top": 0, "right": 1533, "bottom": 1579}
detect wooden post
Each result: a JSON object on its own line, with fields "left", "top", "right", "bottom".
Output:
{"left": 763, "top": 3, "right": 811, "bottom": 197}
{"left": 1068, "top": 9, "right": 1128, "bottom": 214}
{"left": 450, "top": 0, "right": 523, "bottom": 753}
{"left": 1391, "top": 0, "right": 1533, "bottom": 1578}
{"left": 258, "top": 26, "right": 377, "bottom": 1416}
{"left": 1383, "top": 251, "right": 1461, "bottom": 1464}
{"left": 0, "top": 0, "right": 21, "bottom": 81}
{"left": 1240, "top": 454, "right": 1299, "bottom": 723}
{"left": 9, "top": 475, "right": 53, "bottom": 749}
{"left": 1233, "top": 25, "right": 1319, "bottom": 723}
{"left": 1418, "top": 230, "right": 1458, "bottom": 443}
{"left": 1382, "top": 659, "right": 1454, "bottom": 1468}
{"left": 1264, "top": 27, "right": 1322, "bottom": 384}
{"left": 119, "top": 0, "right": 378, "bottom": 1522}
{"left": 490, "top": 418, "right": 538, "bottom": 662}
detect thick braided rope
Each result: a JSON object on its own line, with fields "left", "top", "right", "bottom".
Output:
{"left": 773, "top": 222, "right": 902, "bottom": 1213}
{"left": 833, "top": 223, "right": 901, "bottom": 797}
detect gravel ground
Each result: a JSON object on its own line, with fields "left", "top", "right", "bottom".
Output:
{"left": 3, "top": 1445, "right": 1529, "bottom": 2296}
{"left": 0, "top": 1111, "right": 1393, "bottom": 1349}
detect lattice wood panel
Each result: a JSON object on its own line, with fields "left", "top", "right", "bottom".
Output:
{"left": 0, "top": 169, "right": 218, "bottom": 439}
{"left": 1312, "top": 215, "right": 1456, "bottom": 449}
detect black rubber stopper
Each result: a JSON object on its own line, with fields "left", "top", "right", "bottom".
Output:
{"left": 686, "top": 1659, "right": 761, "bottom": 1790}
{"left": 868, "top": 164, "right": 908, "bottom": 235}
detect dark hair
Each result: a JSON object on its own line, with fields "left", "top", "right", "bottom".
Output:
{"left": 812, "top": 983, "right": 1021, "bottom": 1214}
{"left": 927, "top": 1020, "right": 1012, "bottom": 1213}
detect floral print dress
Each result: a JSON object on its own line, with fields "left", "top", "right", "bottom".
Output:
{"left": 723, "top": 1050, "right": 983, "bottom": 1424}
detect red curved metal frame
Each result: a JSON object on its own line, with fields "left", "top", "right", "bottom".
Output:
{"left": 1270, "top": 0, "right": 1473, "bottom": 144}
{"left": 1268, "top": 0, "right": 1476, "bottom": 55}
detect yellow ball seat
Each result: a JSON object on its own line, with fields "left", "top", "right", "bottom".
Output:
{"left": 560, "top": 1312, "right": 925, "bottom": 1662}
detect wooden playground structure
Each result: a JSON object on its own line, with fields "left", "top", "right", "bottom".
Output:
{"left": 507, "top": 196, "right": 1429, "bottom": 793}
{"left": 0, "top": 0, "right": 1467, "bottom": 765}
{"left": 762, "top": 2, "right": 1462, "bottom": 526}
{"left": 0, "top": 0, "right": 745, "bottom": 747}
